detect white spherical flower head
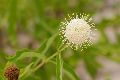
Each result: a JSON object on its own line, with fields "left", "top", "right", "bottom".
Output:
{"left": 59, "top": 13, "right": 96, "bottom": 50}
{"left": 65, "top": 19, "right": 91, "bottom": 44}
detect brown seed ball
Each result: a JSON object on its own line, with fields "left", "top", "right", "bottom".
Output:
{"left": 4, "top": 64, "right": 20, "bottom": 80}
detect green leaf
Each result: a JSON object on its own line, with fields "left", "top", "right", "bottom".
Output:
{"left": 34, "top": 33, "right": 58, "bottom": 66}
{"left": 7, "top": 49, "right": 45, "bottom": 62}
{"left": 36, "top": 39, "right": 47, "bottom": 53}
{"left": 63, "top": 62, "right": 80, "bottom": 80}
{"left": 9, "top": 52, "right": 44, "bottom": 62}
{"left": 42, "top": 33, "right": 58, "bottom": 54}
{"left": 37, "top": 33, "right": 58, "bottom": 54}
{"left": 50, "top": 60, "right": 80, "bottom": 80}
{"left": 16, "top": 52, "right": 44, "bottom": 61}
{"left": 56, "top": 53, "right": 63, "bottom": 80}
{"left": 7, "top": 49, "right": 29, "bottom": 61}
{"left": 20, "top": 62, "right": 34, "bottom": 79}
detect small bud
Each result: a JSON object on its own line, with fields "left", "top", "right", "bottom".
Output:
{"left": 4, "top": 64, "right": 20, "bottom": 80}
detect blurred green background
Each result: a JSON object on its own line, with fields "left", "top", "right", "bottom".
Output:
{"left": 0, "top": 0, "right": 120, "bottom": 80}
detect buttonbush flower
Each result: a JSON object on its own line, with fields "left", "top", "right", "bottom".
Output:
{"left": 59, "top": 13, "right": 96, "bottom": 50}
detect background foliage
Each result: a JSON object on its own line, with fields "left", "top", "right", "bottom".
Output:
{"left": 0, "top": 0, "right": 120, "bottom": 80}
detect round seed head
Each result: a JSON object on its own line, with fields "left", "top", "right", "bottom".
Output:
{"left": 4, "top": 64, "right": 20, "bottom": 80}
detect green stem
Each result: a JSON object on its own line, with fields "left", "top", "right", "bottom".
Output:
{"left": 33, "top": 45, "right": 67, "bottom": 72}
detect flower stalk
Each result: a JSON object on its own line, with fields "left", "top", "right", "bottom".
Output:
{"left": 33, "top": 45, "right": 67, "bottom": 72}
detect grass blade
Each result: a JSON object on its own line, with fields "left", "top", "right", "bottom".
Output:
{"left": 8, "top": 0, "right": 18, "bottom": 45}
